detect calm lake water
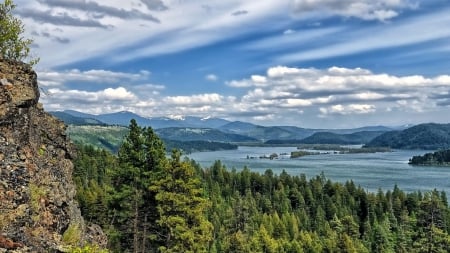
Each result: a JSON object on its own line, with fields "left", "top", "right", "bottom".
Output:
{"left": 188, "top": 146, "right": 450, "bottom": 195}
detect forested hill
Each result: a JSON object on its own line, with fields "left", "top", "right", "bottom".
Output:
{"left": 66, "top": 125, "right": 238, "bottom": 153}
{"left": 155, "top": 127, "right": 257, "bottom": 142}
{"left": 296, "top": 131, "right": 384, "bottom": 145}
{"left": 365, "top": 123, "right": 450, "bottom": 149}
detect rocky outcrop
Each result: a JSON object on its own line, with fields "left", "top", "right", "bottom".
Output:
{"left": 0, "top": 60, "right": 106, "bottom": 252}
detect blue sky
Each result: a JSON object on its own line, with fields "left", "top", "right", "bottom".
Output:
{"left": 14, "top": 0, "right": 450, "bottom": 128}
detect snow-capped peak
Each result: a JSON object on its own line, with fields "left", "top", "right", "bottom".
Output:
{"left": 168, "top": 115, "right": 185, "bottom": 121}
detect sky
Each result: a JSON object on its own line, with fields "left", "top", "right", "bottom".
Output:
{"left": 13, "top": 0, "right": 450, "bottom": 128}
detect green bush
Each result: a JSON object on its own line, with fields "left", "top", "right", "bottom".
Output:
{"left": 69, "top": 245, "right": 109, "bottom": 253}
{"left": 0, "top": 0, "right": 38, "bottom": 64}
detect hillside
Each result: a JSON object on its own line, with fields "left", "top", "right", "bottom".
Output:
{"left": 67, "top": 125, "right": 129, "bottom": 153}
{"left": 219, "top": 122, "right": 315, "bottom": 141}
{"left": 366, "top": 123, "right": 450, "bottom": 149}
{"left": 155, "top": 127, "right": 257, "bottom": 142}
{"left": 66, "top": 125, "right": 239, "bottom": 153}
{"left": 49, "top": 111, "right": 107, "bottom": 125}
{"left": 299, "top": 131, "right": 385, "bottom": 145}
{"left": 265, "top": 131, "right": 385, "bottom": 145}
{"left": 53, "top": 110, "right": 398, "bottom": 142}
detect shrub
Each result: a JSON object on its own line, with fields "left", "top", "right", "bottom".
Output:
{"left": 0, "top": 0, "right": 38, "bottom": 65}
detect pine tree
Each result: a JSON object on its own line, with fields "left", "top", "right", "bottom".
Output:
{"left": 110, "top": 119, "right": 166, "bottom": 252}
{"left": 150, "top": 150, "right": 213, "bottom": 253}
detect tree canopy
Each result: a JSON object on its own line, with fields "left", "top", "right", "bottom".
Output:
{"left": 73, "top": 120, "right": 450, "bottom": 252}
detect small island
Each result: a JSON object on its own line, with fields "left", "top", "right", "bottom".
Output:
{"left": 409, "top": 149, "right": 450, "bottom": 166}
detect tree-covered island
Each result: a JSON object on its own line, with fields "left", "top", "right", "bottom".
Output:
{"left": 409, "top": 149, "right": 450, "bottom": 166}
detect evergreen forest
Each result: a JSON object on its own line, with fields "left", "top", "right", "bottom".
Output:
{"left": 74, "top": 120, "right": 450, "bottom": 252}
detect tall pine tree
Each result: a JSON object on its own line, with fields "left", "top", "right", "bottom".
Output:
{"left": 109, "top": 119, "right": 166, "bottom": 252}
{"left": 150, "top": 150, "right": 213, "bottom": 253}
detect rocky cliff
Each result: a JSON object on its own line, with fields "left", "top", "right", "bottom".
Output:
{"left": 0, "top": 60, "right": 105, "bottom": 252}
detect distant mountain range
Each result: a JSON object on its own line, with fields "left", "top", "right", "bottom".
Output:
{"left": 52, "top": 110, "right": 450, "bottom": 150}
{"left": 154, "top": 127, "right": 258, "bottom": 143}
{"left": 50, "top": 110, "right": 396, "bottom": 142}
{"left": 57, "top": 110, "right": 230, "bottom": 129}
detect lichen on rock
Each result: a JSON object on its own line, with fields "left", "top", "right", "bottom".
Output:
{"left": 0, "top": 60, "right": 106, "bottom": 252}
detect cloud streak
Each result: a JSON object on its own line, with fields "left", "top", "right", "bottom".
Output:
{"left": 278, "top": 7, "right": 450, "bottom": 63}
{"left": 38, "top": 69, "right": 150, "bottom": 87}
{"left": 290, "top": 0, "right": 416, "bottom": 21}
{"left": 36, "top": 0, "right": 160, "bottom": 23}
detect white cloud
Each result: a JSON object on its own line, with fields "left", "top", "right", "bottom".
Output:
{"left": 290, "top": 0, "right": 414, "bottom": 21}
{"left": 41, "top": 65, "right": 450, "bottom": 127}
{"left": 320, "top": 104, "right": 376, "bottom": 115}
{"left": 47, "top": 86, "right": 136, "bottom": 102}
{"left": 101, "top": 87, "right": 136, "bottom": 100}
{"left": 283, "top": 29, "right": 295, "bottom": 35}
{"left": 163, "top": 93, "right": 224, "bottom": 106}
{"left": 225, "top": 66, "right": 450, "bottom": 121}
{"left": 205, "top": 74, "right": 218, "bottom": 82}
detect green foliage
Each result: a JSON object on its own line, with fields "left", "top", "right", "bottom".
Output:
{"left": 68, "top": 125, "right": 129, "bottom": 153}
{"left": 67, "top": 125, "right": 238, "bottom": 154}
{"left": 163, "top": 139, "right": 237, "bottom": 154}
{"left": 150, "top": 150, "right": 213, "bottom": 252}
{"left": 0, "top": 0, "right": 38, "bottom": 64}
{"left": 72, "top": 120, "right": 450, "bottom": 253}
{"left": 62, "top": 223, "right": 83, "bottom": 246}
{"left": 29, "top": 183, "right": 47, "bottom": 212}
{"left": 155, "top": 127, "right": 257, "bottom": 142}
{"left": 409, "top": 149, "right": 450, "bottom": 166}
{"left": 73, "top": 144, "right": 116, "bottom": 226}
{"left": 69, "top": 245, "right": 109, "bottom": 253}
{"left": 290, "top": 150, "right": 318, "bottom": 158}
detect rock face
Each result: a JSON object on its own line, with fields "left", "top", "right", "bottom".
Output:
{"left": 0, "top": 60, "right": 105, "bottom": 252}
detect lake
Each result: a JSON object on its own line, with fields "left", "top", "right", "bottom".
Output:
{"left": 188, "top": 146, "right": 450, "bottom": 195}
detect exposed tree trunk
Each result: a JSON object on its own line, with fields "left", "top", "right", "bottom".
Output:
{"left": 133, "top": 189, "right": 139, "bottom": 253}
{"left": 142, "top": 213, "right": 147, "bottom": 253}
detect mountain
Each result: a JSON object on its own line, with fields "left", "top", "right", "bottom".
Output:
{"left": 326, "top": 126, "right": 394, "bottom": 134}
{"left": 298, "top": 131, "right": 386, "bottom": 145}
{"left": 95, "top": 111, "right": 153, "bottom": 126}
{"left": 155, "top": 127, "right": 258, "bottom": 142}
{"left": 58, "top": 110, "right": 230, "bottom": 129}
{"left": 265, "top": 131, "right": 385, "bottom": 145}
{"left": 220, "top": 122, "right": 315, "bottom": 141}
{"left": 49, "top": 111, "right": 106, "bottom": 125}
{"left": 181, "top": 116, "right": 230, "bottom": 128}
{"left": 366, "top": 123, "right": 450, "bottom": 149}
{"left": 219, "top": 121, "right": 258, "bottom": 134}
{"left": 53, "top": 110, "right": 401, "bottom": 143}
{"left": 66, "top": 125, "right": 239, "bottom": 153}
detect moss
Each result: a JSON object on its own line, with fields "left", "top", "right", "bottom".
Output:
{"left": 38, "top": 144, "right": 46, "bottom": 156}
{"left": 62, "top": 222, "right": 82, "bottom": 246}
{"left": 29, "top": 183, "right": 47, "bottom": 213}
{"left": 69, "top": 244, "right": 109, "bottom": 253}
